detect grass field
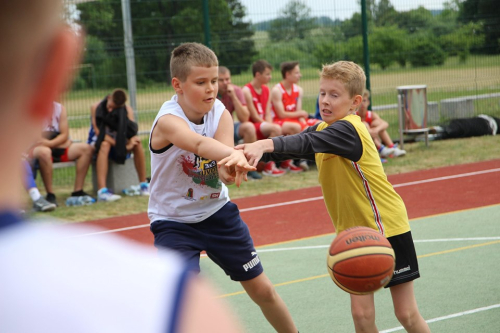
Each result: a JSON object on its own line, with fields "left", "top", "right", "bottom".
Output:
{"left": 63, "top": 54, "right": 500, "bottom": 143}
{"left": 31, "top": 134, "right": 500, "bottom": 222}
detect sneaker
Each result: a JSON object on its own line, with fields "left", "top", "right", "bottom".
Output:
{"left": 379, "top": 145, "right": 396, "bottom": 158}
{"left": 247, "top": 170, "right": 262, "bottom": 180}
{"left": 262, "top": 161, "right": 286, "bottom": 177}
{"left": 122, "top": 185, "right": 141, "bottom": 196}
{"left": 45, "top": 193, "right": 57, "bottom": 206}
{"left": 33, "top": 197, "right": 57, "bottom": 212}
{"left": 98, "top": 188, "right": 121, "bottom": 202}
{"left": 66, "top": 195, "right": 96, "bottom": 207}
{"left": 140, "top": 183, "right": 150, "bottom": 196}
{"left": 392, "top": 147, "right": 407, "bottom": 157}
{"left": 279, "top": 159, "right": 303, "bottom": 173}
{"left": 299, "top": 159, "right": 309, "bottom": 171}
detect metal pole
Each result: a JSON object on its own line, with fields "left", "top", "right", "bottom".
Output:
{"left": 361, "top": 0, "right": 372, "bottom": 108}
{"left": 121, "top": 0, "right": 138, "bottom": 118}
{"left": 202, "top": 0, "right": 211, "bottom": 48}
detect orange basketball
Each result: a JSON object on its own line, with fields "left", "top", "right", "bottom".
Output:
{"left": 326, "top": 226, "right": 395, "bottom": 295}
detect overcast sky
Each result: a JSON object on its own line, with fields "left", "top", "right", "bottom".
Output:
{"left": 240, "top": 0, "right": 447, "bottom": 23}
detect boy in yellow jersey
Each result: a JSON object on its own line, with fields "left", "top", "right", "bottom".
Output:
{"left": 223, "top": 61, "right": 431, "bottom": 333}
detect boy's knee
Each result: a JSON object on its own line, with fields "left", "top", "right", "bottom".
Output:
{"left": 351, "top": 306, "right": 375, "bottom": 325}
{"left": 99, "top": 141, "right": 111, "bottom": 153}
{"left": 394, "top": 308, "right": 418, "bottom": 328}
{"left": 248, "top": 281, "right": 278, "bottom": 305}
{"left": 270, "top": 124, "right": 282, "bottom": 136}
{"left": 34, "top": 146, "right": 51, "bottom": 161}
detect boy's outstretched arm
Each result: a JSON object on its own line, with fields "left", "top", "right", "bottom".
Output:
{"left": 151, "top": 111, "right": 255, "bottom": 186}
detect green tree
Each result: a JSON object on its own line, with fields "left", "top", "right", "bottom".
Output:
{"left": 459, "top": 0, "right": 500, "bottom": 54}
{"left": 407, "top": 37, "right": 447, "bottom": 67}
{"left": 77, "top": 0, "right": 256, "bottom": 87}
{"left": 369, "top": 26, "right": 408, "bottom": 69}
{"left": 269, "top": 0, "right": 315, "bottom": 42}
{"left": 373, "top": 0, "right": 397, "bottom": 27}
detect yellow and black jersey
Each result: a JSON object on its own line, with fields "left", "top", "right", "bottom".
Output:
{"left": 266, "top": 114, "right": 410, "bottom": 237}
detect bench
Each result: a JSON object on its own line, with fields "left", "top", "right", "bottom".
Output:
{"left": 51, "top": 157, "right": 137, "bottom": 194}
{"left": 91, "top": 156, "right": 138, "bottom": 194}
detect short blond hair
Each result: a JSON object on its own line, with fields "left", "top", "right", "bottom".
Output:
{"left": 320, "top": 61, "right": 366, "bottom": 98}
{"left": 363, "top": 89, "right": 370, "bottom": 98}
{"left": 170, "top": 43, "right": 218, "bottom": 82}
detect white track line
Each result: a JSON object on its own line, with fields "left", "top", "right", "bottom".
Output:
{"left": 195, "top": 237, "right": 500, "bottom": 257}
{"left": 77, "top": 168, "right": 500, "bottom": 237}
{"left": 379, "top": 303, "right": 500, "bottom": 332}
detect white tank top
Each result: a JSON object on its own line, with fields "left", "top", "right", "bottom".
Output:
{"left": 44, "top": 102, "right": 62, "bottom": 133}
{"left": 148, "top": 95, "right": 229, "bottom": 224}
{"left": 0, "top": 222, "right": 189, "bottom": 333}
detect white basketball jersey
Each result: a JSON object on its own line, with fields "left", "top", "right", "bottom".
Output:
{"left": 44, "top": 101, "right": 62, "bottom": 133}
{"left": 148, "top": 95, "right": 229, "bottom": 224}
{"left": 0, "top": 223, "right": 189, "bottom": 333}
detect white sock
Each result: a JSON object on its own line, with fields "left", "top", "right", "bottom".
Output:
{"left": 29, "top": 188, "right": 41, "bottom": 202}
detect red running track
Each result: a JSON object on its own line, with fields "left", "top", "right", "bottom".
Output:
{"left": 81, "top": 159, "right": 500, "bottom": 247}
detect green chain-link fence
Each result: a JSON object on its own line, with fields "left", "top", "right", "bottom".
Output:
{"left": 53, "top": 0, "right": 499, "bottom": 189}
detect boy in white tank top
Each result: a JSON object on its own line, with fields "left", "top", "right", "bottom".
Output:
{"left": 148, "top": 43, "right": 298, "bottom": 333}
{"left": 0, "top": 2, "right": 243, "bottom": 332}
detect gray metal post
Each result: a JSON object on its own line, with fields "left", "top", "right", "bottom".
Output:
{"left": 121, "top": 0, "right": 138, "bottom": 118}
{"left": 361, "top": 0, "right": 371, "bottom": 106}
{"left": 397, "top": 94, "right": 404, "bottom": 150}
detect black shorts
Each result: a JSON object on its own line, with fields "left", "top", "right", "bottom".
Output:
{"left": 150, "top": 201, "right": 263, "bottom": 282}
{"left": 385, "top": 231, "right": 420, "bottom": 288}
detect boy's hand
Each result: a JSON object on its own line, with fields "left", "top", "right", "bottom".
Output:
{"left": 234, "top": 141, "right": 267, "bottom": 167}
{"left": 218, "top": 164, "right": 236, "bottom": 186}
{"left": 217, "top": 150, "right": 255, "bottom": 187}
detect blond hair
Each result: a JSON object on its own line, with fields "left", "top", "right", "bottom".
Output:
{"left": 320, "top": 61, "right": 366, "bottom": 98}
{"left": 363, "top": 89, "right": 370, "bottom": 98}
{"left": 170, "top": 43, "right": 218, "bottom": 82}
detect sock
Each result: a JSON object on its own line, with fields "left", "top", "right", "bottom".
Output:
{"left": 388, "top": 144, "right": 394, "bottom": 148}
{"left": 377, "top": 144, "right": 384, "bottom": 152}
{"left": 28, "top": 188, "right": 41, "bottom": 202}
{"left": 71, "top": 190, "right": 86, "bottom": 197}
{"left": 46, "top": 192, "right": 56, "bottom": 201}
{"left": 140, "top": 182, "right": 149, "bottom": 189}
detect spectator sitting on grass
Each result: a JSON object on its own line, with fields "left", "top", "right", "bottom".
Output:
{"left": 29, "top": 102, "right": 95, "bottom": 207}
{"left": 357, "top": 89, "right": 406, "bottom": 158}
{"left": 89, "top": 89, "right": 149, "bottom": 201}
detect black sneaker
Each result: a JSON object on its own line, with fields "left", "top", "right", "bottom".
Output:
{"left": 33, "top": 197, "right": 57, "bottom": 212}
{"left": 45, "top": 193, "right": 58, "bottom": 206}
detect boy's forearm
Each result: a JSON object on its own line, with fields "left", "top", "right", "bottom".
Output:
{"left": 196, "top": 137, "right": 236, "bottom": 161}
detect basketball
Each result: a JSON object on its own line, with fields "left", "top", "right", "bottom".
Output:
{"left": 326, "top": 226, "right": 395, "bottom": 295}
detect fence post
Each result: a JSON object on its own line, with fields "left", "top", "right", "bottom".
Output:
{"left": 121, "top": 0, "right": 138, "bottom": 117}
{"left": 361, "top": 0, "right": 371, "bottom": 106}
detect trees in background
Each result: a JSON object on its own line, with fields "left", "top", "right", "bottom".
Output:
{"left": 77, "top": 0, "right": 255, "bottom": 89}
{"left": 75, "top": 0, "right": 499, "bottom": 90}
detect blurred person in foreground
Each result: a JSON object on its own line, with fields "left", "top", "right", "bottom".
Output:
{"left": 0, "top": 1, "right": 243, "bottom": 332}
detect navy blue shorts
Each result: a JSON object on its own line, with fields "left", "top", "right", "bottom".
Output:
{"left": 150, "top": 201, "right": 263, "bottom": 281}
{"left": 385, "top": 231, "right": 420, "bottom": 288}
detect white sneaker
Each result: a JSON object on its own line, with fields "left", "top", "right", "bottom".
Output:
{"left": 392, "top": 147, "right": 406, "bottom": 157}
{"left": 379, "top": 145, "right": 395, "bottom": 158}
{"left": 97, "top": 188, "right": 121, "bottom": 202}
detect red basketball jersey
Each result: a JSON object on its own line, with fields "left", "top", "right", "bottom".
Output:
{"left": 357, "top": 110, "right": 374, "bottom": 125}
{"left": 272, "top": 83, "right": 300, "bottom": 120}
{"left": 245, "top": 83, "right": 269, "bottom": 123}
